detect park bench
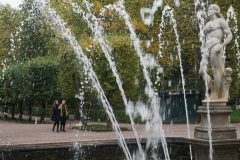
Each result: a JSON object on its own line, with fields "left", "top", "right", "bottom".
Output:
{"left": 69, "top": 114, "right": 75, "bottom": 128}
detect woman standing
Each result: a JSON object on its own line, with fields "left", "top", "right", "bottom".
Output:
{"left": 59, "top": 100, "right": 68, "bottom": 132}
{"left": 51, "top": 100, "right": 60, "bottom": 132}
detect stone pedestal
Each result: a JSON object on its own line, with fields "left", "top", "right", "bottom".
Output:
{"left": 194, "top": 100, "right": 236, "bottom": 140}
{"left": 187, "top": 100, "right": 240, "bottom": 160}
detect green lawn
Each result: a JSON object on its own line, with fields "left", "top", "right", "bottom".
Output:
{"left": 72, "top": 124, "right": 129, "bottom": 132}
{"left": 230, "top": 109, "right": 240, "bottom": 123}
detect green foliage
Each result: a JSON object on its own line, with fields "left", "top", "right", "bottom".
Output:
{"left": 87, "top": 109, "right": 107, "bottom": 121}
{"left": 0, "top": 5, "right": 20, "bottom": 68}
{"left": 3, "top": 62, "right": 28, "bottom": 102}
{"left": 86, "top": 109, "right": 142, "bottom": 123}
{"left": 3, "top": 57, "right": 60, "bottom": 104}
{"left": 58, "top": 50, "right": 84, "bottom": 100}
{"left": 113, "top": 110, "right": 131, "bottom": 123}
{"left": 16, "top": 0, "right": 51, "bottom": 61}
{"left": 27, "top": 57, "right": 60, "bottom": 101}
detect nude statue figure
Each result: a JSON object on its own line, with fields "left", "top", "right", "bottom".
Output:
{"left": 199, "top": 4, "right": 233, "bottom": 100}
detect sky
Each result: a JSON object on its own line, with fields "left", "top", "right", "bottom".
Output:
{"left": 0, "top": 0, "right": 22, "bottom": 9}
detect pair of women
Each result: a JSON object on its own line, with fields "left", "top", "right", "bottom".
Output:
{"left": 51, "top": 100, "right": 68, "bottom": 132}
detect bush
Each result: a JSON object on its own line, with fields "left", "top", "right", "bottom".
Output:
{"left": 3, "top": 103, "right": 139, "bottom": 123}
{"left": 68, "top": 108, "right": 80, "bottom": 119}
{"left": 86, "top": 110, "right": 107, "bottom": 121}
{"left": 43, "top": 107, "right": 81, "bottom": 118}
{"left": 85, "top": 110, "right": 141, "bottom": 123}
{"left": 113, "top": 110, "right": 130, "bottom": 123}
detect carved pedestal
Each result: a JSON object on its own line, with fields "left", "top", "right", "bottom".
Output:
{"left": 188, "top": 100, "right": 240, "bottom": 160}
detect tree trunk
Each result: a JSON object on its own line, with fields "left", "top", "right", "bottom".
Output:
{"left": 19, "top": 101, "right": 23, "bottom": 120}
{"left": 40, "top": 101, "right": 46, "bottom": 122}
{"left": 28, "top": 101, "right": 32, "bottom": 122}
{"left": 12, "top": 103, "right": 15, "bottom": 119}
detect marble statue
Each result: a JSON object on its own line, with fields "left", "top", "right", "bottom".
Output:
{"left": 199, "top": 4, "right": 233, "bottom": 100}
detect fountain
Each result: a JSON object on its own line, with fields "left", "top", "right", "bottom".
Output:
{"left": 1, "top": 0, "right": 240, "bottom": 160}
{"left": 187, "top": 3, "right": 240, "bottom": 160}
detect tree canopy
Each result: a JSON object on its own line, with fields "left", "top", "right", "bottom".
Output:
{"left": 0, "top": 0, "right": 239, "bottom": 114}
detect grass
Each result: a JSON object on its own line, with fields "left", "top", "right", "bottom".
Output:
{"left": 72, "top": 124, "right": 130, "bottom": 132}
{"left": 230, "top": 109, "right": 240, "bottom": 123}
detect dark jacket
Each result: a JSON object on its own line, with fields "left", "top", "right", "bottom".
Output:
{"left": 51, "top": 105, "right": 61, "bottom": 121}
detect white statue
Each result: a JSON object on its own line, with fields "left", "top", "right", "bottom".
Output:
{"left": 199, "top": 4, "right": 233, "bottom": 100}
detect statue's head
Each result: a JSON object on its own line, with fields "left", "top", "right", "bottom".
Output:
{"left": 208, "top": 4, "right": 222, "bottom": 18}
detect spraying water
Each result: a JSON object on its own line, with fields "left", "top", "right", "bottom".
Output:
{"left": 1, "top": 0, "right": 238, "bottom": 160}
{"left": 69, "top": 0, "right": 144, "bottom": 156}
{"left": 41, "top": 1, "right": 133, "bottom": 159}
{"left": 140, "top": 0, "right": 163, "bottom": 25}
{"left": 140, "top": 0, "right": 180, "bottom": 25}
{"left": 194, "top": 0, "right": 213, "bottom": 159}
{"left": 158, "top": 9, "right": 165, "bottom": 58}
{"left": 158, "top": 5, "right": 192, "bottom": 160}
{"left": 101, "top": 1, "right": 170, "bottom": 159}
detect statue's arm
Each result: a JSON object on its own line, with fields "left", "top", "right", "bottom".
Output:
{"left": 220, "top": 19, "right": 233, "bottom": 47}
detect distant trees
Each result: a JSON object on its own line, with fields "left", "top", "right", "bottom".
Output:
{"left": 0, "top": 0, "right": 239, "bottom": 121}
{"left": 16, "top": 0, "right": 49, "bottom": 61}
{"left": 2, "top": 58, "right": 60, "bottom": 121}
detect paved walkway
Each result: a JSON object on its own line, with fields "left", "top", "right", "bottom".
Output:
{"left": 1, "top": 119, "right": 240, "bottom": 151}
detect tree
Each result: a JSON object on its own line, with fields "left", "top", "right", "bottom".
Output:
{"left": 26, "top": 57, "right": 60, "bottom": 122}
{"left": 15, "top": 0, "right": 51, "bottom": 61}
{"left": 0, "top": 5, "right": 20, "bottom": 69}
{"left": 3, "top": 63, "right": 28, "bottom": 120}
{"left": 0, "top": 4, "right": 21, "bottom": 110}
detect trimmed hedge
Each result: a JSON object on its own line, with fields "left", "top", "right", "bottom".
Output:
{"left": 86, "top": 110, "right": 141, "bottom": 123}
{"left": 113, "top": 110, "right": 132, "bottom": 123}
{"left": 86, "top": 110, "right": 107, "bottom": 121}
